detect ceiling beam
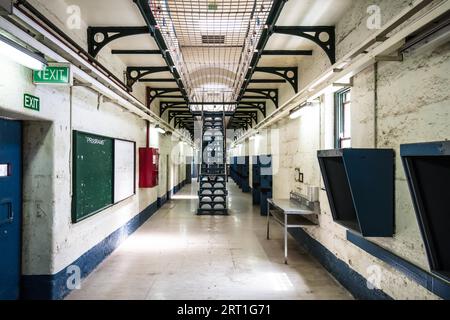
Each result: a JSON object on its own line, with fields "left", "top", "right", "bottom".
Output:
{"left": 243, "top": 88, "right": 278, "bottom": 108}
{"left": 188, "top": 102, "right": 238, "bottom": 105}
{"left": 160, "top": 101, "right": 189, "bottom": 116}
{"left": 169, "top": 111, "right": 194, "bottom": 122}
{"left": 111, "top": 49, "right": 161, "bottom": 55}
{"left": 250, "top": 79, "right": 286, "bottom": 84}
{"left": 161, "top": 107, "right": 189, "bottom": 117}
{"left": 87, "top": 26, "right": 149, "bottom": 57}
{"left": 238, "top": 101, "right": 266, "bottom": 117}
{"left": 254, "top": 67, "right": 298, "bottom": 93}
{"left": 146, "top": 87, "right": 184, "bottom": 107}
{"left": 262, "top": 50, "right": 313, "bottom": 56}
{"left": 272, "top": 26, "right": 336, "bottom": 64}
{"left": 139, "top": 78, "right": 177, "bottom": 83}
{"left": 126, "top": 66, "right": 170, "bottom": 87}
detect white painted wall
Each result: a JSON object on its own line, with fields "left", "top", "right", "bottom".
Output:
{"left": 234, "top": 0, "right": 450, "bottom": 299}
{"left": 0, "top": 56, "right": 191, "bottom": 275}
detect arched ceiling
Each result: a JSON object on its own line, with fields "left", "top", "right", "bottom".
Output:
{"left": 152, "top": 0, "right": 274, "bottom": 102}
{"left": 59, "top": 0, "right": 354, "bottom": 129}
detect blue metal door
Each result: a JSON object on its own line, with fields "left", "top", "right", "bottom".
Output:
{"left": 0, "top": 118, "right": 22, "bottom": 300}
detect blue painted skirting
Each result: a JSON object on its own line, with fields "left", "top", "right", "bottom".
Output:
{"left": 347, "top": 231, "right": 450, "bottom": 300}
{"left": 288, "top": 228, "right": 392, "bottom": 300}
{"left": 158, "top": 180, "right": 187, "bottom": 207}
{"left": 157, "top": 195, "right": 167, "bottom": 208}
{"left": 21, "top": 201, "right": 158, "bottom": 300}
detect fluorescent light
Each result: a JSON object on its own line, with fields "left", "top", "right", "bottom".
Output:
{"left": 0, "top": 34, "right": 47, "bottom": 71}
{"left": 308, "top": 69, "right": 336, "bottom": 91}
{"left": 155, "top": 125, "right": 166, "bottom": 134}
{"left": 249, "top": 131, "right": 260, "bottom": 141}
{"left": 289, "top": 102, "right": 313, "bottom": 120}
{"left": 289, "top": 108, "right": 303, "bottom": 120}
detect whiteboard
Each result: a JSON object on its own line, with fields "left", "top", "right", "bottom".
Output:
{"left": 114, "top": 139, "right": 135, "bottom": 203}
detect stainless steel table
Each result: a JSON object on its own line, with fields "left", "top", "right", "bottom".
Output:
{"left": 266, "top": 193, "right": 319, "bottom": 264}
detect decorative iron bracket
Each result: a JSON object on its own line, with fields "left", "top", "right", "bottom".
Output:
{"left": 238, "top": 101, "right": 266, "bottom": 117}
{"left": 250, "top": 79, "right": 286, "bottom": 84}
{"left": 254, "top": 67, "right": 298, "bottom": 93}
{"left": 175, "top": 118, "right": 194, "bottom": 130}
{"left": 234, "top": 111, "right": 258, "bottom": 124}
{"left": 127, "top": 66, "right": 170, "bottom": 87}
{"left": 229, "top": 118, "right": 252, "bottom": 129}
{"left": 160, "top": 101, "right": 189, "bottom": 116}
{"left": 272, "top": 26, "right": 335, "bottom": 64}
{"left": 146, "top": 87, "right": 184, "bottom": 107}
{"left": 169, "top": 111, "right": 193, "bottom": 123}
{"left": 243, "top": 89, "right": 278, "bottom": 108}
{"left": 87, "top": 26, "right": 150, "bottom": 57}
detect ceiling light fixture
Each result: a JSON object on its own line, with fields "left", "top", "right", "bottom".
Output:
{"left": 0, "top": 34, "right": 47, "bottom": 71}
{"left": 289, "top": 102, "right": 313, "bottom": 120}
{"left": 249, "top": 131, "right": 260, "bottom": 141}
{"left": 155, "top": 125, "right": 166, "bottom": 134}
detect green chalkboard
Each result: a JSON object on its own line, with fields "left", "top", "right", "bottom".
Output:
{"left": 72, "top": 131, "right": 114, "bottom": 222}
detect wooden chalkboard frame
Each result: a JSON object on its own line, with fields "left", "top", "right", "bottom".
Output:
{"left": 71, "top": 131, "right": 137, "bottom": 223}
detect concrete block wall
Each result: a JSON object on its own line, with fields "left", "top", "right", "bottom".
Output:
{"left": 234, "top": 0, "right": 450, "bottom": 299}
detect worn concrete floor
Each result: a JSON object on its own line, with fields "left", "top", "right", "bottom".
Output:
{"left": 66, "top": 181, "right": 353, "bottom": 300}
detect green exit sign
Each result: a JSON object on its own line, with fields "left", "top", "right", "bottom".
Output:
{"left": 208, "top": 2, "right": 218, "bottom": 10}
{"left": 24, "top": 94, "right": 40, "bottom": 111}
{"left": 33, "top": 63, "right": 72, "bottom": 85}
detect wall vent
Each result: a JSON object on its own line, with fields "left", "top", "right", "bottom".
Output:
{"left": 202, "top": 35, "right": 225, "bottom": 44}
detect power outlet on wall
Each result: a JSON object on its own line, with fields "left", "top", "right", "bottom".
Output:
{"left": 295, "top": 168, "right": 304, "bottom": 183}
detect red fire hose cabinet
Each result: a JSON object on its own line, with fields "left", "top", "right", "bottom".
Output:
{"left": 139, "top": 147, "right": 159, "bottom": 188}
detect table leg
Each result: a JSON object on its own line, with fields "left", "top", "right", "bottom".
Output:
{"left": 284, "top": 214, "right": 288, "bottom": 265}
{"left": 266, "top": 203, "right": 270, "bottom": 240}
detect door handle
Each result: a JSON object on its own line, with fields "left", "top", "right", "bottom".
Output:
{"left": 0, "top": 200, "right": 13, "bottom": 226}
{"left": 8, "top": 203, "right": 13, "bottom": 222}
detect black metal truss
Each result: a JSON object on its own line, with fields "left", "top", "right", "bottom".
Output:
{"left": 87, "top": 26, "right": 149, "bottom": 58}
{"left": 242, "top": 89, "right": 278, "bottom": 108}
{"left": 234, "top": 111, "right": 258, "bottom": 124}
{"left": 111, "top": 49, "right": 161, "bottom": 55}
{"left": 174, "top": 118, "right": 195, "bottom": 130}
{"left": 229, "top": 117, "right": 253, "bottom": 130}
{"left": 254, "top": 67, "right": 298, "bottom": 93}
{"left": 126, "top": 66, "right": 170, "bottom": 87}
{"left": 174, "top": 115, "right": 194, "bottom": 122}
{"left": 139, "top": 78, "right": 177, "bottom": 83}
{"left": 146, "top": 88, "right": 184, "bottom": 107}
{"left": 169, "top": 111, "right": 193, "bottom": 123}
{"left": 262, "top": 50, "right": 313, "bottom": 56}
{"left": 250, "top": 79, "right": 286, "bottom": 84}
{"left": 134, "top": 0, "right": 189, "bottom": 101}
{"left": 272, "top": 26, "right": 336, "bottom": 64}
{"left": 237, "top": 101, "right": 266, "bottom": 117}
{"left": 160, "top": 101, "right": 189, "bottom": 116}
{"left": 163, "top": 107, "right": 189, "bottom": 117}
